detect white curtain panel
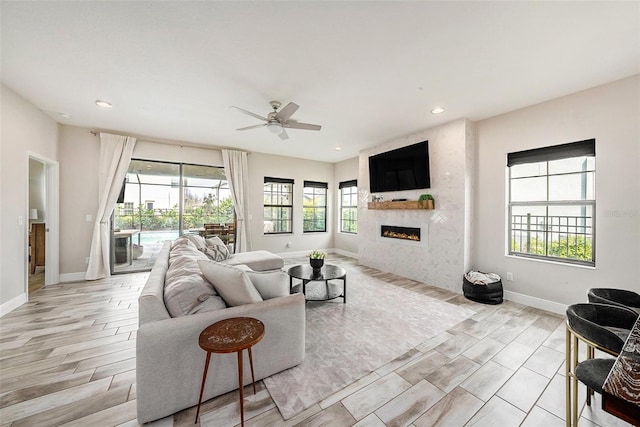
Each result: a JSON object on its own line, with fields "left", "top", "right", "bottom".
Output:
{"left": 86, "top": 133, "right": 137, "bottom": 280}
{"left": 222, "top": 149, "right": 249, "bottom": 253}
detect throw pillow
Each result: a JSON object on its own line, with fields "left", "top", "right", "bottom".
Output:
{"left": 204, "top": 237, "right": 231, "bottom": 261}
{"left": 245, "top": 270, "right": 290, "bottom": 300}
{"left": 198, "top": 260, "right": 263, "bottom": 307}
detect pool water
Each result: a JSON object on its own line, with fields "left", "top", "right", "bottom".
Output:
{"left": 138, "top": 230, "right": 179, "bottom": 244}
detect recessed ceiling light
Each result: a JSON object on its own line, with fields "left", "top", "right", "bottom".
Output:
{"left": 95, "top": 100, "right": 112, "bottom": 108}
{"left": 335, "top": 146, "right": 342, "bottom": 151}
{"left": 431, "top": 107, "right": 445, "bottom": 114}
{"left": 57, "top": 112, "right": 71, "bottom": 118}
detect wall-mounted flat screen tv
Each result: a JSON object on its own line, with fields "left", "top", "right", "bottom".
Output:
{"left": 368, "top": 140, "right": 431, "bottom": 192}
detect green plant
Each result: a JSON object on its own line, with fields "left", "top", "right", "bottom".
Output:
{"left": 308, "top": 249, "right": 326, "bottom": 259}
{"left": 418, "top": 194, "right": 435, "bottom": 209}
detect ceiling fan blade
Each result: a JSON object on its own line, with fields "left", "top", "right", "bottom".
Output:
{"left": 278, "top": 129, "right": 289, "bottom": 140}
{"left": 230, "top": 106, "right": 268, "bottom": 122}
{"left": 275, "top": 102, "right": 299, "bottom": 121}
{"left": 236, "top": 123, "right": 266, "bottom": 131}
{"left": 284, "top": 121, "right": 322, "bottom": 131}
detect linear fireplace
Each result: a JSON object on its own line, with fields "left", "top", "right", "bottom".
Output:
{"left": 381, "top": 225, "right": 421, "bottom": 242}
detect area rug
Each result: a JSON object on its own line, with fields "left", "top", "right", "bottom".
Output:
{"left": 262, "top": 267, "right": 476, "bottom": 420}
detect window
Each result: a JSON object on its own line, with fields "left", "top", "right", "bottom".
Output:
{"left": 123, "top": 202, "right": 134, "bottom": 216}
{"left": 508, "top": 139, "right": 595, "bottom": 266}
{"left": 113, "top": 159, "right": 233, "bottom": 273}
{"left": 339, "top": 180, "right": 358, "bottom": 233}
{"left": 264, "top": 177, "right": 293, "bottom": 234}
{"left": 303, "top": 181, "right": 328, "bottom": 232}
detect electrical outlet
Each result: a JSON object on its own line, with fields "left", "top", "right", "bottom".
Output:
{"left": 506, "top": 272, "right": 513, "bottom": 281}
{"left": 286, "top": 242, "right": 292, "bottom": 248}
{"left": 85, "top": 214, "right": 92, "bottom": 222}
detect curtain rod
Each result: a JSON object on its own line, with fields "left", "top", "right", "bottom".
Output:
{"left": 88, "top": 130, "right": 249, "bottom": 154}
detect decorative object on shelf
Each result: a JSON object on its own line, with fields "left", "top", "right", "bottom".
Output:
{"left": 372, "top": 195, "right": 383, "bottom": 202}
{"left": 418, "top": 194, "right": 435, "bottom": 209}
{"left": 308, "top": 250, "right": 326, "bottom": 271}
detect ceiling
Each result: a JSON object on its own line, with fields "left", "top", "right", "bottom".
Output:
{"left": 2, "top": 2, "right": 638, "bottom": 163}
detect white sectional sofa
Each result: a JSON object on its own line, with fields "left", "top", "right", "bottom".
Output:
{"left": 136, "top": 237, "right": 305, "bottom": 423}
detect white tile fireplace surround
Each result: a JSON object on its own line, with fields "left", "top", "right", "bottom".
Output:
{"left": 358, "top": 118, "right": 475, "bottom": 293}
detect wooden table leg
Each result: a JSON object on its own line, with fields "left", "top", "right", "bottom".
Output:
{"left": 237, "top": 350, "right": 244, "bottom": 427}
{"left": 248, "top": 346, "right": 256, "bottom": 394}
{"left": 195, "top": 351, "right": 212, "bottom": 423}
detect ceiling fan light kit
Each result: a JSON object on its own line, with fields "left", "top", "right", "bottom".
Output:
{"left": 231, "top": 100, "right": 321, "bottom": 140}
{"left": 267, "top": 121, "right": 284, "bottom": 135}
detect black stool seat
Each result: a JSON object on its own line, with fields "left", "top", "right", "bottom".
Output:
{"left": 575, "top": 358, "right": 616, "bottom": 394}
{"left": 588, "top": 288, "right": 640, "bottom": 314}
{"left": 566, "top": 303, "right": 637, "bottom": 354}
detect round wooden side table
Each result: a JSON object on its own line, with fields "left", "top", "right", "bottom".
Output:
{"left": 194, "top": 317, "right": 265, "bottom": 425}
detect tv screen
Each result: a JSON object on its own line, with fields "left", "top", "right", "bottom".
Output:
{"left": 369, "top": 141, "right": 430, "bottom": 192}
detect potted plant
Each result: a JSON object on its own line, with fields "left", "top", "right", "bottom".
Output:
{"left": 308, "top": 249, "right": 326, "bottom": 270}
{"left": 418, "top": 194, "right": 435, "bottom": 209}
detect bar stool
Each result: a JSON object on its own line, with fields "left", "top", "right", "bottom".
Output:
{"left": 588, "top": 288, "right": 640, "bottom": 315}
{"left": 565, "top": 303, "right": 638, "bottom": 426}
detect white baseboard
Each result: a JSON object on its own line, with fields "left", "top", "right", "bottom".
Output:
{"left": 1, "top": 293, "right": 27, "bottom": 317}
{"left": 276, "top": 250, "right": 313, "bottom": 258}
{"left": 332, "top": 248, "right": 359, "bottom": 259}
{"left": 504, "top": 290, "right": 567, "bottom": 316}
{"left": 59, "top": 272, "right": 87, "bottom": 283}
{"left": 276, "top": 248, "right": 359, "bottom": 260}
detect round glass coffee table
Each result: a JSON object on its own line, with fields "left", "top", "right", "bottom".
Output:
{"left": 287, "top": 264, "right": 347, "bottom": 303}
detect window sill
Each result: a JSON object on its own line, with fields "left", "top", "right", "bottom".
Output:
{"left": 505, "top": 254, "right": 596, "bottom": 270}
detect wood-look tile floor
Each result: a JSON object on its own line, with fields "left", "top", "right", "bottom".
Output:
{"left": 0, "top": 255, "right": 631, "bottom": 427}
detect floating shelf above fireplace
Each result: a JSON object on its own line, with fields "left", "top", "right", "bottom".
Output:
{"left": 367, "top": 201, "right": 433, "bottom": 210}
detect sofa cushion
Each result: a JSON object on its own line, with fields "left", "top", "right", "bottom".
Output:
{"left": 190, "top": 295, "right": 227, "bottom": 313}
{"left": 220, "top": 250, "right": 284, "bottom": 271}
{"left": 198, "top": 260, "right": 263, "bottom": 307}
{"left": 164, "top": 241, "right": 217, "bottom": 317}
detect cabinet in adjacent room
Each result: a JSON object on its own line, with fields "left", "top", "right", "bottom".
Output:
{"left": 30, "top": 223, "right": 46, "bottom": 274}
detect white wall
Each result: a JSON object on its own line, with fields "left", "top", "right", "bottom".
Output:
{"left": 358, "top": 118, "right": 476, "bottom": 292}
{"left": 1, "top": 84, "right": 58, "bottom": 311}
{"left": 58, "top": 126, "right": 226, "bottom": 277}
{"left": 247, "top": 152, "right": 334, "bottom": 255}
{"left": 333, "top": 157, "right": 359, "bottom": 255}
{"left": 474, "top": 75, "right": 640, "bottom": 306}
{"left": 57, "top": 128, "right": 337, "bottom": 275}
{"left": 58, "top": 126, "right": 100, "bottom": 276}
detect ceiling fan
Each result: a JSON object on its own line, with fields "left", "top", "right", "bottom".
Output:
{"left": 230, "top": 101, "right": 321, "bottom": 140}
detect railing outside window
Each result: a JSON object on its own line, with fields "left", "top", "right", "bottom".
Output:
{"left": 509, "top": 203, "right": 595, "bottom": 265}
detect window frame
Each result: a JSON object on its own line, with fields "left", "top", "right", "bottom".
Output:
{"left": 339, "top": 179, "right": 358, "bottom": 234}
{"left": 507, "top": 139, "right": 596, "bottom": 267}
{"left": 263, "top": 177, "right": 294, "bottom": 235}
{"left": 303, "top": 180, "right": 328, "bottom": 233}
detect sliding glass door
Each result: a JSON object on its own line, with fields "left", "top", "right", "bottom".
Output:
{"left": 112, "top": 159, "right": 232, "bottom": 273}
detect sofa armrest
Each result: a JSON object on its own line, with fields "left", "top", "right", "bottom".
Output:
{"left": 136, "top": 293, "right": 305, "bottom": 424}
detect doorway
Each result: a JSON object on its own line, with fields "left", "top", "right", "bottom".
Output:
{"left": 28, "top": 158, "right": 46, "bottom": 292}
{"left": 27, "top": 153, "right": 59, "bottom": 296}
